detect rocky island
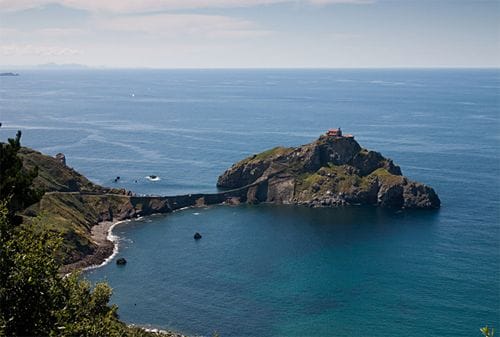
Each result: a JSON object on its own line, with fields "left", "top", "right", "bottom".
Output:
{"left": 217, "top": 129, "right": 440, "bottom": 209}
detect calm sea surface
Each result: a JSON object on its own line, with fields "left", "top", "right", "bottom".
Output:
{"left": 1, "top": 69, "right": 499, "bottom": 336}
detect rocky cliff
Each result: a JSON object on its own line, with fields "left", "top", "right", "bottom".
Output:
{"left": 217, "top": 134, "right": 440, "bottom": 209}
{"left": 19, "top": 148, "right": 175, "bottom": 265}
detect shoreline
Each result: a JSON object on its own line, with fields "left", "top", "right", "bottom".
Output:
{"left": 82, "top": 219, "right": 127, "bottom": 272}
{"left": 60, "top": 219, "right": 126, "bottom": 274}
{"left": 62, "top": 217, "right": 190, "bottom": 337}
{"left": 62, "top": 207, "right": 200, "bottom": 274}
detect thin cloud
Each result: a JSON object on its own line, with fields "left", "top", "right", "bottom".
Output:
{"left": 308, "top": 0, "right": 374, "bottom": 4}
{"left": 0, "top": 0, "right": 374, "bottom": 13}
{"left": 0, "top": 44, "right": 81, "bottom": 56}
{"left": 0, "top": 27, "right": 88, "bottom": 44}
{"left": 98, "top": 13, "right": 271, "bottom": 39}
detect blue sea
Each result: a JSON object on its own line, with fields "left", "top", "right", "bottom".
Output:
{"left": 0, "top": 69, "right": 499, "bottom": 337}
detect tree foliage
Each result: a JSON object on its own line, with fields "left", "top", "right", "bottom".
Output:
{"left": 0, "top": 131, "right": 166, "bottom": 337}
{"left": 0, "top": 203, "right": 163, "bottom": 336}
{"left": 0, "top": 130, "right": 41, "bottom": 222}
{"left": 0, "top": 203, "right": 65, "bottom": 335}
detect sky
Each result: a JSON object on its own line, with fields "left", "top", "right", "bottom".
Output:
{"left": 0, "top": 0, "right": 499, "bottom": 68}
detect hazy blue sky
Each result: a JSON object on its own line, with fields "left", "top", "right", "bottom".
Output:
{"left": 0, "top": 0, "right": 498, "bottom": 68}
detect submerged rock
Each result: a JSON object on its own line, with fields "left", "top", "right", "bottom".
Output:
{"left": 116, "top": 258, "right": 127, "bottom": 265}
{"left": 193, "top": 232, "right": 202, "bottom": 240}
{"left": 217, "top": 131, "right": 440, "bottom": 209}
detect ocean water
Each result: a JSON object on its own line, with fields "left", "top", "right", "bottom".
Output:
{"left": 0, "top": 69, "right": 499, "bottom": 336}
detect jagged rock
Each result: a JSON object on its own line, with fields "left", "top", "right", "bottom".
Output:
{"left": 403, "top": 182, "right": 440, "bottom": 208}
{"left": 117, "top": 204, "right": 136, "bottom": 221}
{"left": 351, "top": 150, "right": 402, "bottom": 176}
{"left": 246, "top": 181, "right": 268, "bottom": 204}
{"left": 266, "top": 176, "right": 295, "bottom": 204}
{"left": 317, "top": 135, "right": 361, "bottom": 166}
{"left": 217, "top": 133, "right": 440, "bottom": 209}
{"left": 377, "top": 183, "right": 404, "bottom": 208}
{"left": 217, "top": 160, "right": 270, "bottom": 188}
{"left": 224, "top": 197, "right": 241, "bottom": 205}
{"left": 55, "top": 153, "right": 66, "bottom": 166}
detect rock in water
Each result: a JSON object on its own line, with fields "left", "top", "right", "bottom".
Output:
{"left": 116, "top": 258, "right": 127, "bottom": 265}
{"left": 194, "top": 232, "right": 202, "bottom": 240}
{"left": 217, "top": 131, "right": 440, "bottom": 209}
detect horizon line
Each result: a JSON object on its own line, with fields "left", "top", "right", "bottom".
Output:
{"left": 1, "top": 65, "right": 499, "bottom": 71}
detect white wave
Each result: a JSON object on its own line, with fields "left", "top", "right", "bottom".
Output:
{"left": 335, "top": 79, "right": 357, "bottom": 83}
{"left": 82, "top": 220, "right": 129, "bottom": 272}
{"left": 369, "top": 80, "right": 406, "bottom": 86}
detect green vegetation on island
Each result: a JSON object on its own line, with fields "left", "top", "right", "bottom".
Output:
{"left": 217, "top": 130, "right": 441, "bottom": 209}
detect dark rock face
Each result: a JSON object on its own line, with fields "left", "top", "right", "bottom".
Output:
{"left": 317, "top": 136, "right": 361, "bottom": 166}
{"left": 403, "top": 182, "right": 441, "bottom": 208}
{"left": 351, "top": 150, "right": 402, "bottom": 176}
{"left": 217, "top": 160, "right": 270, "bottom": 188}
{"left": 377, "top": 183, "right": 404, "bottom": 208}
{"left": 55, "top": 153, "right": 66, "bottom": 166}
{"left": 217, "top": 134, "right": 440, "bottom": 209}
{"left": 116, "top": 258, "right": 127, "bottom": 265}
{"left": 194, "top": 232, "right": 202, "bottom": 240}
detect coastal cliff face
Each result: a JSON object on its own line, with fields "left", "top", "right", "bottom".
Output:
{"left": 19, "top": 148, "right": 175, "bottom": 265}
{"left": 19, "top": 147, "right": 246, "bottom": 267}
{"left": 217, "top": 135, "right": 440, "bottom": 209}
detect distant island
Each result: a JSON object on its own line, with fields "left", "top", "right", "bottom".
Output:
{"left": 17, "top": 130, "right": 439, "bottom": 271}
{"left": 0, "top": 72, "right": 19, "bottom": 76}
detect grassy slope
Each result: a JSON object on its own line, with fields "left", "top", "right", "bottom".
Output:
{"left": 240, "top": 146, "right": 294, "bottom": 165}
{"left": 19, "top": 148, "right": 103, "bottom": 193}
{"left": 19, "top": 147, "right": 130, "bottom": 264}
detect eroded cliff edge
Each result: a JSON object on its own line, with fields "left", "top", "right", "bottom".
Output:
{"left": 217, "top": 133, "right": 440, "bottom": 209}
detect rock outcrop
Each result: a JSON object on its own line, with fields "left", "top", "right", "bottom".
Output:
{"left": 217, "top": 134, "right": 440, "bottom": 209}
{"left": 55, "top": 152, "right": 66, "bottom": 166}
